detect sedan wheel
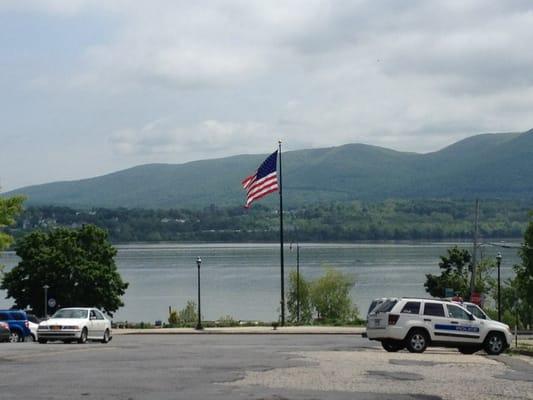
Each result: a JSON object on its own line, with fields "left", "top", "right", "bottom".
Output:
{"left": 101, "top": 329, "right": 110, "bottom": 344}
{"left": 78, "top": 328, "right": 88, "bottom": 344}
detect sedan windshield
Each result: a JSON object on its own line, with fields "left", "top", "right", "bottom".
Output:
{"left": 52, "top": 309, "right": 88, "bottom": 319}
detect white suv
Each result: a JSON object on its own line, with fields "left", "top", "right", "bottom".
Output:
{"left": 366, "top": 298, "right": 512, "bottom": 355}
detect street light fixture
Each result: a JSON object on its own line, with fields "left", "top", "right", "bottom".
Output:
{"left": 496, "top": 252, "right": 502, "bottom": 322}
{"left": 43, "top": 285, "right": 50, "bottom": 318}
{"left": 195, "top": 257, "right": 203, "bottom": 330}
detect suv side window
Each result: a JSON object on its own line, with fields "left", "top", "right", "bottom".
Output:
{"left": 423, "top": 303, "right": 445, "bottom": 317}
{"left": 447, "top": 304, "right": 470, "bottom": 320}
{"left": 401, "top": 301, "right": 421, "bottom": 314}
{"left": 0, "top": 312, "right": 8, "bottom": 321}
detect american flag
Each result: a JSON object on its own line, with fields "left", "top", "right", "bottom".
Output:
{"left": 242, "top": 151, "right": 279, "bottom": 208}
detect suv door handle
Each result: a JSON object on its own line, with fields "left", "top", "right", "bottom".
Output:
{"left": 423, "top": 318, "right": 431, "bottom": 322}
{"left": 451, "top": 321, "right": 459, "bottom": 324}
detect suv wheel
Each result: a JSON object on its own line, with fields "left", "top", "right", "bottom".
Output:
{"left": 381, "top": 340, "right": 403, "bottom": 352}
{"left": 405, "top": 329, "right": 428, "bottom": 353}
{"left": 485, "top": 332, "right": 505, "bottom": 355}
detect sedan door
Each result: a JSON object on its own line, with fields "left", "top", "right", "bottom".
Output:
{"left": 88, "top": 310, "right": 100, "bottom": 338}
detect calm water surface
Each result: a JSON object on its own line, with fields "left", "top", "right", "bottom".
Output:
{"left": 0, "top": 242, "right": 520, "bottom": 322}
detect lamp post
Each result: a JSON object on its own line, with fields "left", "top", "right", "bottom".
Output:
{"left": 195, "top": 257, "right": 203, "bottom": 330}
{"left": 296, "top": 243, "right": 300, "bottom": 324}
{"left": 496, "top": 252, "right": 502, "bottom": 322}
{"left": 43, "top": 285, "right": 49, "bottom": 318}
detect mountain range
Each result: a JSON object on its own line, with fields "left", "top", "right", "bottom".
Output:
{"left": 5, "top": 128, "right": 533, "bottom": 209}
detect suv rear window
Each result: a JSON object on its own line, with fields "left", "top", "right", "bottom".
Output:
{"left": 423, "top": 303, "right": 445, "bottom": 317}
{"left": 401, "top": 301, "right": 421, "bottom": 314}
{"left": 373, "top": 299, "right": 398, "bottom": 313}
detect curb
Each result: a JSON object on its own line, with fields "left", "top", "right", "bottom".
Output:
{"left": 114, "top": 328, "right": 366, "bottom": 336}
{"left": 515, "top": 349, "right": 533, "bottom": 357}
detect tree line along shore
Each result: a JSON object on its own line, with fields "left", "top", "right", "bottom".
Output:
{"left": 6, "top": 199, "right": 531, "bottom": 243}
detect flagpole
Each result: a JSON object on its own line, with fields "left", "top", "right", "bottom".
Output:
{"left": 278, "top": 140, "right": 285, "bottom": 326}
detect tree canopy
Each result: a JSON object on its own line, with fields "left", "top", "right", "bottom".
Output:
{"left": 424, "top": 246, "right": 471, "bottom": 298}
{"left": 1, "top": 224, "right": 128, "bottom": 316}
{"left": 0, "top": 195, "right": 25, "bottom": 252}
{"left": 511, "top": 214, "right": 533, "bottom": 328}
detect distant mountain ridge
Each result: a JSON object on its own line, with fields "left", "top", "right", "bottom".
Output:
{"left": 5, "top": 129, "right": 533, "bottom": 209}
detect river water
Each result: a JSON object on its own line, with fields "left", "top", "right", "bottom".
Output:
{"left": 0, "top": 242, "right": 520, "bottom": 322}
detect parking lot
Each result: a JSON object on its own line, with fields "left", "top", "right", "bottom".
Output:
{"left": 0, "top": 334, "right": 532, "bottom": 400}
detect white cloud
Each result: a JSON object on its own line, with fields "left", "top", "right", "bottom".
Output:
{"left": 110, "top": 118, "right": 275, "bottom": 158}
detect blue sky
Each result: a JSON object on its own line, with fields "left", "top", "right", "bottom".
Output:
{"left": 1, "top": 1, "right": 533, "bottom": 191}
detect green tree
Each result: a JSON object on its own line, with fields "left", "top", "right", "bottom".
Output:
{"left": 424, "top": 246, "right": 470, "bottom": 298}
{"left": 509, "top": 214, "right": 533, "bottom": 328}
{"left": 1, "top": 224, "right": 128, "bottom": 316}
{"left": 0, "top": 195, "right": 24, "bottom": 251}
{"left": 310, "top": 268, "right": 359, "bottom": 323}
{"left": 286, "top": 270, "right": 313, "bottom": 324}
{"left": 473, "top": 258, "right": 496, "bottom": 295}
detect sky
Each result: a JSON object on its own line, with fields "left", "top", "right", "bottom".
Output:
{"left": 1, "top": 0, "right": 533, "bottom": 192}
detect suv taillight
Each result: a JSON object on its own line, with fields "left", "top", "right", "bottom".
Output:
{"left": 25, "top": 321, "right": 29, "bottom": 328}
{"left": 388, "top": 314, "right": 400, "bottom": 325}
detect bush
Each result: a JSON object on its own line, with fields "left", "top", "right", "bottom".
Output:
{"left": 310, "top": 268, "right": 359, "bottom": 324}
{"left": 168, "top": 310, "right": 178, "bottom": 325}
{"left": 177, "top": 300, "right": 198, "bottom": 324}
{"left": 167, "top": 300, "right": 199, "bottom": 327}
{"left": 287, "top": 271, "right": 313, "bottom": 324}
{"left": 216, "top": 315, "right": 238, "bottom": 327}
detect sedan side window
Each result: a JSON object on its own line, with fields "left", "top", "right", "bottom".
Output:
{"left": 94, "top": 310, "right": 105, "bottom": 320}
{"left": 446, "top": 304, "right": 470, "bottom": 320}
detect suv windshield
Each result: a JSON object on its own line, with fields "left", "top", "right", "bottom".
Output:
{"left": 52, "top": 309, "right": 88, "bottom": 319}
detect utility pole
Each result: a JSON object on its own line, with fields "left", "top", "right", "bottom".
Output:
{"left": 469, "top": 199, "right": 480, "bottom": 296}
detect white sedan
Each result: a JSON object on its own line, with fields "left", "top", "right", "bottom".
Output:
{"left": 37, "top": 308, "right": 112, "bottom": 344}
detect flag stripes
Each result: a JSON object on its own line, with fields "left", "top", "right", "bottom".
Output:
{"left": 241, "top": 151, "right": 278, "bottom": 208}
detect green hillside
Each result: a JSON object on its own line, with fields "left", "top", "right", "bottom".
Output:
{"left": 5, "top": 129, "right": 533, "bottom": 209}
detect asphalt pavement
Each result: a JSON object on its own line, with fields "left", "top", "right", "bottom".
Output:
{"left": 0, "top": 334, "right": 531, "bottom": 400}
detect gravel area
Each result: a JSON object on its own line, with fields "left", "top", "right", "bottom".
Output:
{"left": 231, "top": 349, "right": 533, "bottom": 400}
